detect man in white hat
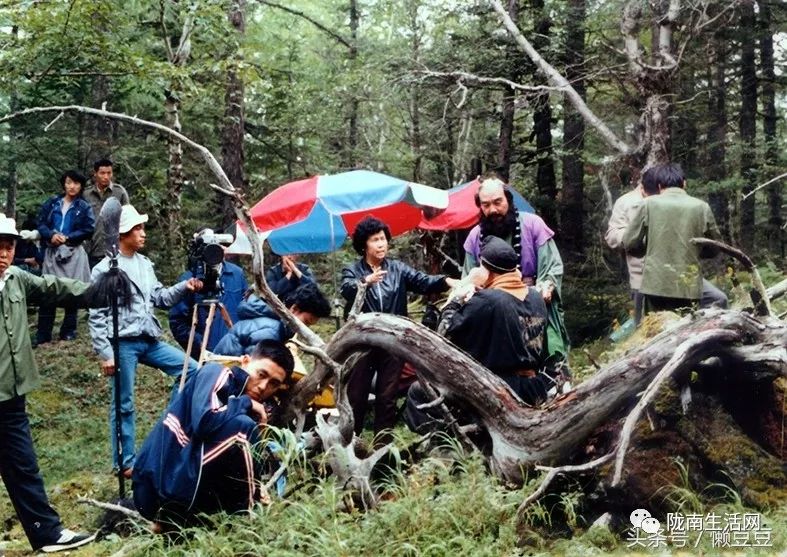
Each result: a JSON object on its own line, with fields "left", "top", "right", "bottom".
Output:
{"left": 88, "top": 204, "right": 202, "bottom": 477}
{"left": 0, "top": 214, "right": 96, "bottom": 552}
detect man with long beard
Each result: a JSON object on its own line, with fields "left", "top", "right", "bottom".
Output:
{"left": 462, "top": 176, "right": 571, "bottom": 379}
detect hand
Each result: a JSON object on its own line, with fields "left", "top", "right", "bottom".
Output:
{"left": 364, "top": 268, "right": 387, "bottom": 285}
{"left": 24, "top": 258, "right": 38, "bottom": 268}
{"left": 444, "top": 277, "right": 460, "bottom": 289}
{"left": 282, "top": 256, "right": 302, "bottom": 280}
{"left": 250, "top": 399, "right": 269, "bottom": 426}
{"left": 538, "top": 281, "right": 554, "bottom": 304}
{"left": 466, "top": 267, "right": 490, "bottom": 288}
{"left": 449, "top": 282, "right": 477, "bottom": 303}
{"left": 100, "top": 359, "right": 115, "bottom": 376}
{"left": 50, "top": 233, "right": 66, "bottom": 246}
{"left": 185, "top": 278, "right": 203, "bottom": 292}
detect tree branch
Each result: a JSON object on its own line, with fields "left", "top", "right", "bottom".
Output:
{"left": 256, "top": 0, "right": 352, "bottom": 49}
{"left": 516, "top": 452, "right": 614, "bottom": 518}
{"left": 489, "top": 0, "right": 631, "bottom": 155}
{"left": 690, "top": 238, "right": 772, "bottom": 316}
{"left": 741, "top": 171, "right": 787, "bottom": 201}
{"left": 611, "top": 329, "right": 740, "bottom": 486}
{"left": 412, "top": 70, "right": 561, "bottom": 93}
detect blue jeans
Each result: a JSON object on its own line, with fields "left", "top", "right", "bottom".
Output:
{"left": 109, "top": 337, "right": 198, "bottom": 470}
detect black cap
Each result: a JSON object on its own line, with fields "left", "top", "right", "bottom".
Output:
{"left": 480, "top": 236, "right": 518, "bottom": 274}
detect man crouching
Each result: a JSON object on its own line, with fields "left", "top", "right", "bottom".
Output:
{"left": 132, "top": 340, "right": 294, "bottom": 525}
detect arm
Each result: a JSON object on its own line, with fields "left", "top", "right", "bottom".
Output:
{"left": 700, "top": 205, "right": 721, "bottom": 259}
{"left": 168, "top": 272, "right": 199, "bottom": 349}
{"left": 148, "top": 259, "right": 191, "bottom": 308}
{"left": 87, "top": 266, "right": 113, "bottom": 361}
{"left": 22, "top": 269, "right": 90, "bottom": 306}
{"left": 399, "top": 261, "right": 450, "bottom": 295}
{"left": 36, "top": 198, "right": 57, "bottom": 242}
{"left": 605, "top": 196, "right": 632, "bottom": 250}
{"left": 191, "top": 366, "right": 255, "bottom": 437}
{"left": 340, "top": 264, "right": 362, "bottom": 304}
{"left": 66, "top": 202, "right": 96, "bottom": 244}
{"left": 622, "top": 202, "right": 648, "bottom": 258}
{"left": 535, "top": 239, "right": 565, "bottom": 302}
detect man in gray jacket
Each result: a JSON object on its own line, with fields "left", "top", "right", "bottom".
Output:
{"left": 89, "top": 204, "right": 200, "bottom": 476}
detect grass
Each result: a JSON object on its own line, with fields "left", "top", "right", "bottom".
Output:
{"left": 1, "top": 271, "right": 786, "bottom": 556}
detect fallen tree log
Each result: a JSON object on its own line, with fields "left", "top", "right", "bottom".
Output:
{"left": 288, "top": 308, "right": 786, "bottom": 482}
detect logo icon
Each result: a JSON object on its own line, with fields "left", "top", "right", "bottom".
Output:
{"left": 630, "top": 508, "right": 661, "bottom": 534}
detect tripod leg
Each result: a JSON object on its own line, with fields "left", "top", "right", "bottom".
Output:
{"left": 179, "top": 305, "right": 200, "bottom": 393}
{"left": 217, "top": 303, "right": 234, "bottom": 328}
{"left": 198, "top": 304, "right": 217, "bottom": 367}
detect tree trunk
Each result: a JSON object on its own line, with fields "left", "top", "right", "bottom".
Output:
{"left": 559, "top": 0, "right": 585, "bottom": 260}
{"left": 220, "top": 0, "right": 247, "bottom": 226}
{"left": 408, "top": 2, "right": 423, "bottom": 183}
{"left": 759, "top": 0, "right": 782, "bottom": 257}
{"left": 86, "top": 75, "right": 113, "bottom": 163}
{"left": 289, "top": 309, "right": 786, "bottom": 482}
{"left": 496, "top": 0, "right": 520, "bottom": 183}
{"left": 4, "top": 28, "right": 18, "bottom": 218}
{"left": 530, "top": 0, "right": 557, "bottom": 228}
{"left": 164, "top": 89, "right": 185, "bottom": 253}
{"left": 344, "top": 0, "right": 360, "bottom": 169}
{"left": 707, "top": 29, "right": 731, "bottom": 242}
{"left": 739, "top": 1, "right": 758, "bottom": 253}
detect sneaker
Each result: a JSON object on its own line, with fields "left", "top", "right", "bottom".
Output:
{"left": 40, "top": 529, "right": 96, "bottom": 553}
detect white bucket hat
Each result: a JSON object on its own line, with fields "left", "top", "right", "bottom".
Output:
{"left": 118, "top": 205, "right": 149, "bottom": 234}
{"left": 0, "top": 214, "right": 20, "bottom": 238}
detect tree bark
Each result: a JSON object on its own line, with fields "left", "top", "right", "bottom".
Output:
{"left": 290, "top": 309, "right": 786, "bottom": 482}
{"left": 559, "top": 0, "right": 585, "bottom": 260}
{"left": 345, "top": 0, "right": 360, "bottom": 169}
{"left": 220, "top": 0, "right": 247, "bottom": 226}
{"left": 4, "top": 28, "right": 19, "bottom": 218}
{"left": 86, "top": 75, "right": 113, "bottom": 163}
{"left": 739, "top": 1, "right": 758, "bottom": 254}
{"left": 496, "top": 0, "right": 521, "bottom": 183}
{"left": 161, "top": 5, "right": 195, "bottom": 257}
{"left": 759, "top": 0, "right": 782, "bottom": 257}
{"left": 408, "top": 2, "right": 423, "bottom": 183}
{"left": 706, "top": 28, "right": 730, "bottom": 242}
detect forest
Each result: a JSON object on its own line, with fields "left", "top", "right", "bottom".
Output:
{"left": 0, "top": 0, "right": 785, "bottom": 555}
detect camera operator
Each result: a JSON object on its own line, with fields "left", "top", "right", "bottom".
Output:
{"left": 169, "top": 229, "right": 249, "bottom": 360}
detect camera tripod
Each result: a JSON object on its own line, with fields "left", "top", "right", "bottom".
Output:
{"left": 178, "top": 298, "right": 234, "bottom": 392}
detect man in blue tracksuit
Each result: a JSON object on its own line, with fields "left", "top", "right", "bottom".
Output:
{"left": 133, "top": 340, "right": 295, "bottom": 524}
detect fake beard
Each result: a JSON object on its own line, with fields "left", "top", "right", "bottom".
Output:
{"left": 479, "top": 208, "right": 518, "bottom": 239}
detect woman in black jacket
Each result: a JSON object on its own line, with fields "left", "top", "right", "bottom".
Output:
{"left": 340, "top": 216, "right": 457, "bottom": 443}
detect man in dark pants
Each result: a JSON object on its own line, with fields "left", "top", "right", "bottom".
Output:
{"left": 0, "top": 214, "right": 95, "bottom": 553}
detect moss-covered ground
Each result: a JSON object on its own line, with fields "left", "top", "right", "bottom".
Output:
{"left": 0, "top": 274, "right": 785, "bottom": 556}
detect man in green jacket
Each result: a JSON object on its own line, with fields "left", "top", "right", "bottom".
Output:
{"left": 622, "top": 163, "right": 721, "bottom": 321}
{"left": 0, "top": 214, "right": 96, "bottom": 553}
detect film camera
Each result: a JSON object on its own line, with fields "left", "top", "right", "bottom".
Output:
{"left": 186, "top": 229, "right": 234, "bottom": 298}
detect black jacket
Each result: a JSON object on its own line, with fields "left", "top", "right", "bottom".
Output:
{"left": 341, "top": 257, "right": 448, "bottom": 317}
{"left": 440, "top": 287, "right": 548, "bottom": 375}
